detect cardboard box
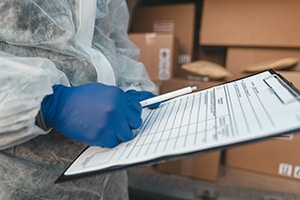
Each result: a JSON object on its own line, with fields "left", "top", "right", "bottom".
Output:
{"left": 226, "top": 47, "right": 300, "bottom": 78}
{"left": 154, "top": 151, "right": 221, "bottom": 182}
{"left": 225, "top": 133, "right": 300, "bottom": 181}
{"left": 157, "top": 77, "right": 224, "bottom": 94}
{"left": 132, "top": 3, "right": 196, "bottom": 70}
{"left": 200, "top": 0, "right": 300, "bottom": 47}
{"left": 129, "top": 33, "right": 178, "bottom": 81}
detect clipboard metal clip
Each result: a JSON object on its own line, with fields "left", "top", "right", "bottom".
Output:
{"left": 263, "top": 74, "right": 300, "bottom": 105}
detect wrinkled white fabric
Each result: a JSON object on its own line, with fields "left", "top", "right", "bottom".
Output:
{"left": 0, "top": 55, "right": 69, "bottom": 149}
{"left": 0, "top": 0, "right": 155, "bottom": 198}
{"left": 0, "top": 0, "right": 157, "bottom": 149}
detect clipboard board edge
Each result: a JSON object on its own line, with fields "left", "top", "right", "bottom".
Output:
{"left": 55, "top": 128, "right": 300, "bottom": 183}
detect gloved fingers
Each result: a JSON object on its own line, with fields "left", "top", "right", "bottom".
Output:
{"left": 101, "top": 118, "right": 135, "bottom": 147}
{"left": 138, "top": 91, "right": 156, "bottom": 100}
{"left": 126, "top": 90, "right": 155, "bottom": 101}
{"left": 126, "top": 90, "right": 139, "bottom": 98}
{"left": 124, "top": 96, "right": 143, "bottom": 129}
{"left": 98, "top": 130, "right": 119, "bottom": 148}
{"left": 138, "top": 91, "right": 161, "bottom": 109}
{"left": 145, "top": 101, "right": 161, "bottom": 109}
{"left": 127, "top": 108, "right": 143, "bottom": 129}
{"left": 43, "top": 83, "right": 146, "bottom": 148}
{"left": 126, "top": 90, "right": 161, "bottom": 109}
{"left": 126, "top": 96, "right": 142, "bottom": 116}
{"left": 116, "top": 119, "right": 135, "bottom": 142}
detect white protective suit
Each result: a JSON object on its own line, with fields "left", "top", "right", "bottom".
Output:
{"left": 0, "top": 0, "right": 156, "bottom": 199}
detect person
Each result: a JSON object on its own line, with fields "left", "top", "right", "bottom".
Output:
{"left": 0, "top": 0, "right": 158, "bottom": 199}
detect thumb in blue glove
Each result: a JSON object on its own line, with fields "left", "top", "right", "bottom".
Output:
{"left": 126, "top": 90, "right": 161, "bottom": 109}
{"left": 41, "top": 83, "right": 142, "bottom": 148}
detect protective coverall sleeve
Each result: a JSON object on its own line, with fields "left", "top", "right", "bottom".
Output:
{"left": 96, "top": 0, "right": 158, "bottom": 94}
{"left": 0, "top": 52, "right": 69, "bottom": 150}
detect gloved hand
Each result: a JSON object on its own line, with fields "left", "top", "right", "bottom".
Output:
{"left": 126, "top": 90, "right": 160, "bottom": 109}
{"left": 41, "top": 83, "right": 143, "bottom": 148}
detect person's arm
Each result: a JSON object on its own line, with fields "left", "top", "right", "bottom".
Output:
{"left": 101, "top": 0, "right": 158, "bottom": 94}
{"left": 0, "top": 52, "right": 150, "bottom": 149}
{"left": 0, "top": 53, "right": 69, "bottom": 150}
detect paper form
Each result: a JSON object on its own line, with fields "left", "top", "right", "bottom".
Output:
{"left": 62, "top": 71, "right": 300, "bottom": 177}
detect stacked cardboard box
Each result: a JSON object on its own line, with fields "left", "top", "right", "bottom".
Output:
{"left": 200, "top": 0, "right": 300, "bottom": 77}
{"left": 199, "top": 0, "right": 300, "bottom": 180}
{"left": 226, "top": 134, "right": 300, "bottom": 181}
{"left": 200, "top": 0, "right": 300, "bottom": 47}
{"left": 131, "top": 3, "right": 197, "bottom": 78}
{"left": 154, "top": 151, "right": 221, "bottom": 182}
{"left": 129, "top": 33, "right": 178, "bottom": 81}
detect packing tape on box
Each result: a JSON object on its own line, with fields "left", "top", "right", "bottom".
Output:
{"left": 145, "top": 33, "right": 157, "bottom": 46}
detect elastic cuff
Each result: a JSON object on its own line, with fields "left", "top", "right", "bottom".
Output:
{"left": 35, "top": 110, "right": 50, "bottom": 131}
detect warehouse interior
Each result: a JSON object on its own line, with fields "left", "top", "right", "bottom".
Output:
{"left": 126, "top": 0, "right": 300, "bottom": 199}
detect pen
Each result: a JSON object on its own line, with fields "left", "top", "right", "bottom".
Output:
{"left": 140, "top": 86, "right": 197, "bottom": 107}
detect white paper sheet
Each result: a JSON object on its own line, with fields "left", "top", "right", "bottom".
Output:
{"left": 62, "top": 71, "right": 300, "bottom": 177}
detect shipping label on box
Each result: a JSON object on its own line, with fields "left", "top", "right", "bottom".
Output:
{"left": 294, "top": 166, "right": 300, "bottom": 179}
{"left": 153, "top": 21, "right": 174, "bottom": 34}
{"left": 278, "top": 163, "right": 300, "bottom": 180}
{"left": 158, "top": 48, "right": 171, "bottom": 80}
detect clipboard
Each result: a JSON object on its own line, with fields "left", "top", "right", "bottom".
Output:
{"left": 56, "top": 70, "right": 300, "bottom": 183}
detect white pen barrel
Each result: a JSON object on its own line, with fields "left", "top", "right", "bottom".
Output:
{"left": 140, "top": 86, "right": 197, "bottom": 107}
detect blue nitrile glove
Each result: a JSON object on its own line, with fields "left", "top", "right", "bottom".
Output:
{"left": 41, "top": 83, "right": 142, "bottom": 148}
{"left": 126, "top": 90, "right": 161, "bottom": 109}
